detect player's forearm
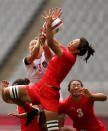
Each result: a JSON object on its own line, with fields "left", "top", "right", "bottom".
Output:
{"left": 46, "top": 21, "right": 63, "bottom": 57}
{"left": 27, "top": 40, "right": 40, "bottom": 64}
{"left": 46, "top": 23, "right": 54, "bottom": 48}
{"left": 19, "top": 113, "right": 27, "bottom": 118}
{"left": 30, "top": 40, "right": 40, "bottom": 58}
{"left": 42, "top": 43, "right": 53, "bottom": 60}
{"left": 90, "top": 93, "right": 107, "bottom": 101}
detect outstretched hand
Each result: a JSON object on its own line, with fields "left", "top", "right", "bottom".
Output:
{"left": 81, "top": 88, "right": 92, "bottom": 98}
{"left": 1, "top": 80, "right": 9, "bottom": 87}
{"left": 42, "top": 9, "right": 53, "bottom": 26}
{"left": 51, "top": 8, "right": 62, "bottom": 19}
{"left": 42, "top": 8, "right": 62, "bottom": 25}
{"left": 1, "top": 80, "right": 14, "bottom": 104}
{"left": 8, "top": 112, "right": 22, "bottom": 118}
{"left": 8, "top": 112, "right": 27, "bottom": 118}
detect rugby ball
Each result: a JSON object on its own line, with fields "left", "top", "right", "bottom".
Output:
{"left": 43, "top": 18, "right": 63, "bottom": 34}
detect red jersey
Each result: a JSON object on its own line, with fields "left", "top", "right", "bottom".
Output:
{"left": 17, "top": 104, "right": 41, "bottom": 131}
{"left": 59, "top": 94, "right": 106, "bottom": 131}
{"left": 26, "top": 46, "right": 76, "bottom": 112}
{"left": 41, "top": 46, "right": 76, "bottom": 88}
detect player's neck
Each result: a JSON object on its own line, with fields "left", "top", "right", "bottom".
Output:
{"left": 71, "top": 95, "right": 81, "bottom": 102}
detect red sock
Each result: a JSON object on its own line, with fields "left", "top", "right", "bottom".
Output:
{"left": 22, "top": 103, "right": 32, "bottom": 112}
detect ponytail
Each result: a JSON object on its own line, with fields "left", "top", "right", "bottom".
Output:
{"left": 77, "top": 37, "right": 95, "bottom": 62}
{"left": 84, "top": 45, "right": 95, "bottom": 62}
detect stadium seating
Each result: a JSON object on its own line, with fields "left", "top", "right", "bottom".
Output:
{"left": 0, "top": 0, "right": 108, "bottom": 129}
{"left": 0, "top": 0, "right": 46, "bottom": 66}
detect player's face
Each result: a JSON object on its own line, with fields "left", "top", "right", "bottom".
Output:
{"left": 68, "top": 39, "right": 80, "bottom": 54}
{"left": 29, "top": 40, "right": 43, "bottom": 58}
{"left": 29, "top": 40, "right": 38, "bottom": 53}
{"left": 69, "top": 81, "right": 82, "bottom": 97}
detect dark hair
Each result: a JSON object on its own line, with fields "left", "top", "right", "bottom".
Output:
{"left": 12, "top": 78, "right": 30, "bottom": 86}
{"left": 68, "top": 80, "right": 83, "bottom": 91}
{"left": 77, "top": 37, "right": 95, "bottom": 62}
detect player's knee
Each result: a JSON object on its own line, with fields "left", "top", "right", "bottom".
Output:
{"left": 4, "top": 86, "right": 19, "bottom": 99}
{"left": 46, "top": 120, "right": 59, "bottom": 131}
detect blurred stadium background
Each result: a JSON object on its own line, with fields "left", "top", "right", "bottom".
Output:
{"left": 0, "top": 0, "right": 108, "bottom": 130}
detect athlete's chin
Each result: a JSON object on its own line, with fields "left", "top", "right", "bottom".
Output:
{"left": 73, "top": 92, "right": 81, "bottom": 97}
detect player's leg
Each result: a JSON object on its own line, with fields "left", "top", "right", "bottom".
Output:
{"left": 44, "top": 110, "right": 60, "bottom": 131}
{"left": 45, "top": 112, "right": 66, "bottom": 131}
{"left": 38, "top": 84, "right": 60, "bottom": 131}
{"left": 59, "top": 114, "right": 65, "bottom": 128}
{"left": 1, "top": 83, "right": 32, "bottom": 104}
{"left": 1, "top": 81, "right": 34, "bottom": 113}
{"left": 1, "top": 81, "right": 40, "bottom": 126}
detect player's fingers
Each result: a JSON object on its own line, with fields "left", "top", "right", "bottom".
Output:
{"left": 55, "top": 7, "right": 58, "bottom": 13}
{"left": 8, "top": 112, "right": 16, "bottom": 116}
{"left": 81, "top": 88, "right": 84, "bottom": 91}
{"left": 58, "top": 12, "right": 62, "bottom": 17}
{"left": 41, "top": 15, "right": 46, "bottom": 20}
{"left": 43, "top": 11, "right": 47, "bottom": 17}
{"left": 2, "top": 80, "right": 6, "bottom": 83}
{"left": 1, "top": 80, "right": 8, "bottom": 86}
{"left": 52, "top": 9, "right": 55, "bottom": 17}
{"left": 58, "top": 8, "right": 62, "bottom": 17}
{"left": 49, "top": 9, "right": 52, "bottom": 17}
{"left": 58, "top": 8, "right": 62, "bottom": 13}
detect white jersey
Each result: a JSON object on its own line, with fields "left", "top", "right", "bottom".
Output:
{"left": 23, "top": 52, "right": 48, "bottom": 85}
{"left": 23, "top": 52, "right": 63, "bottom": 101}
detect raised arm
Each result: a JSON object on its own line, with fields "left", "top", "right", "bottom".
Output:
{"left": 90, "top": 93, "right": 107, "bottom": 101}
{"left": 82, "top": 88, "right": 107, "bottom": 101}
{"left": 39, "top": 27, "right": 53, "bottom": 63}
{"left": 25, "top": 39, "right": 40, "bottom": 64}
{"left": 42, "top": 8, "right": 63, "bottom": 58}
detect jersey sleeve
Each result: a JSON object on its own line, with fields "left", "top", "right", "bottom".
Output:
{"left": 17, "top": 106, "right": 25, "bottom": 114}
{"left": 23, "top": 57, "right": 34, "bottom": 68}
{"left": 23, "top": 57, "right": 30, "bottom": 65}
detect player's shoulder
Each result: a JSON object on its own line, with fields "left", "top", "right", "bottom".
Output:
{"left": 61, "top": 95, "right": 71, "bottom": 104}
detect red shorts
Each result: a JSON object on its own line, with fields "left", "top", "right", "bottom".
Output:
{"left": 26, "top": 82, "right": 60, "bottom": 112}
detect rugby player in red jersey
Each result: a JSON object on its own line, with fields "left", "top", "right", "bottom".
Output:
{"left": 59, "top": 80, "right": 107, "bottom": 131}
{"left": 3, "top": 78, "right": 41, "bottom": 131}
{"left": 1, "top": 8, "right": 95, "bottom": 131}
